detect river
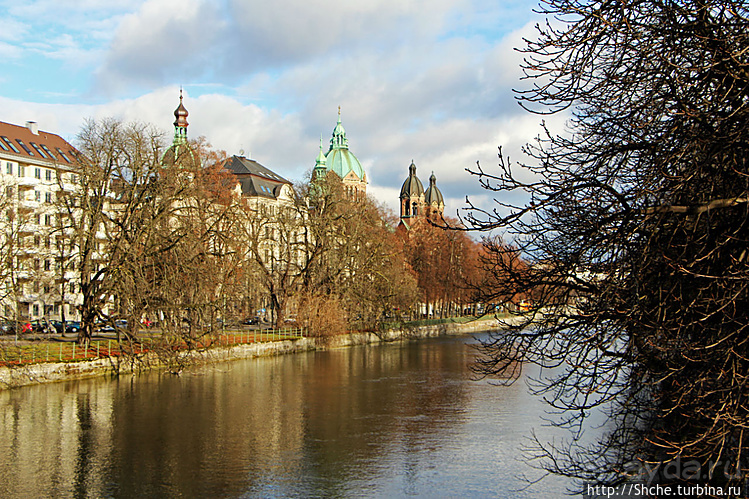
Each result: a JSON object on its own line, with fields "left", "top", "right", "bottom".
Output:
{"left": 0, "top": 332, "right": 578, "bottom": 498}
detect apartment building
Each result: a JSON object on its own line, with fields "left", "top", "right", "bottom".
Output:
{"left": 0, "top": 120, "right": 82, "bottom": 322}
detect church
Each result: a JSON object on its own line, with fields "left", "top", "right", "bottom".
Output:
{"left": 398, "top": 160, "right": 444, "bottom": 229}
{"left": 313, "top": 108, "right": 367, "bottom": 198}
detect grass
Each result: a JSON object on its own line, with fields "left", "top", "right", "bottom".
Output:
{"left": 0, "top": 327, "right": 306, "bottom": 367}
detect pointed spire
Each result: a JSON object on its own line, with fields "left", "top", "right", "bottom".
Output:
{"left": 173, "top": 88, "right": 189, "bottom": 145}
{"left": 315, "top": 135, "right": 327, "bottom": 169}
{"left": 331, "top": 106, "right": 348, "bottom": 150}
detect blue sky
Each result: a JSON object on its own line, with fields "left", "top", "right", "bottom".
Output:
{"left": 0, "top": 0, "right": 564, "bottom": 217}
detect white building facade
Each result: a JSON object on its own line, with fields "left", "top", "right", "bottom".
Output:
{"left": 0, "top": 120, "right": 83, "bottom": 322}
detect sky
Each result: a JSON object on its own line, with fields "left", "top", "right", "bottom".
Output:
{"left": 0, "top": 0, "right": 566, "bottom": 220}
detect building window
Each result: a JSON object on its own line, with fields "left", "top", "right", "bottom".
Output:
{"left": 17, "top": 140, "right": 33, "bottom": 156}
{"left": 5, "top": 163, "right": 12, "bottom": 175}
{"left": 45, "top": 169, "right": 52, "bottom": 181}
{"left": 35, "top": 191, "right": 41, "bottom": 202}
{"left": 5, "top": 186, "right": 13, "bottom": 197}
{"left": 45, "top": 192, "right": 52, "bottom": 203}
{"left": 1, "top": 136, "right": 20, "bottom": 153}
{"left": 69, "top": 282, "right": 75, "bottom": 293}
{"left": 44, "top": 260, "right": 51, "bottom": 271}
{"left": 32, "top": 304, "right": 39, "bottom": 316}
{"left": 18, "top": 165, "right": 25, "bottom": 177}
{"left": 44, "top": 214, "right": 52, "bottom": 226}
{"left": 35, "top": 168, "right": 41, "bottom": 179}
{"left": 41, "top": 145, "right": 56, "bottom": 160}
{"left": 33, "top": 281, "right": 39, "bottom": 293}
{"left": 56, "top": 148, "right": 72, "bottom": 163}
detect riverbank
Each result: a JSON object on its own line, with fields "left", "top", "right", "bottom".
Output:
{"left": 0, "top": 316, "right": 509, "bottom": 390}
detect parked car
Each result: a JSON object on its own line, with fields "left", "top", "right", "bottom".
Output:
{"left": 241, "top": 317, "right": 260, "bottom": 325}
{"left": 0, "top": 320, "right": 23, "bottom": 335}
{"left": 65, "top": 321, "right": 81, "bottom": 334}
{"left": 30, "top": 319, "right": 55, "bottom": 334}
{"left": 98, "top": 319, "right": 127, "bottom": 333}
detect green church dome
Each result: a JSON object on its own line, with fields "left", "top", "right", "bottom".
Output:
{"left": 324, "top": 108, "right": 366, "bottom": 181}
{"left": 326, "top": 147, "right": 365, "bottom": 179}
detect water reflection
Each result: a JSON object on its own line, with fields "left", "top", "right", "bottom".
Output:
{"left": 0, "top": 334, "right": 572, "bottom": 498}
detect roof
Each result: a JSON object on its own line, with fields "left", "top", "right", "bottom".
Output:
{"left": 322, "top": 110, "right": 366, "bottom": 182}
{"left": 424, "top": 173, "right": 444, "bottom": 205}
{"left": 325, "top": 148, "right": 365, "bottom": 180}
{"left": 222, "top": 155, "right": 292, "bottom": 200}
{"left": 223, "top": 155, "right": 291, "bottom": 184}
{"left": 0, "top": 120, "right": 79, "bottom": 167}
{"left": 161, "top": 142, "right": 199, "bottom": 168}
{"left": 400, "top": 161, "right": 424, "bottom": 198}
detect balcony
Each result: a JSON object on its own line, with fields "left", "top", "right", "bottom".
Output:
{"left": 16, "top": 177, "right": 41, "bottom": 190}
{"left": 18, "top": 200, "right": 40, "bottom": 213}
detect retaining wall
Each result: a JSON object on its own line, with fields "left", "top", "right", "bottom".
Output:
{"left": 0, "top": 317, "right": 506, "bottom": 390}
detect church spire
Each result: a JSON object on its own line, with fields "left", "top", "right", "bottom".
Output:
{"left": 315, "top": 135, "right": 327, "bottom": 172}
{"left": 173, "top": 88, "right": 189, "bottom": 146}
{"left": 330, "top": 106, "right": 348, "bottom": 150}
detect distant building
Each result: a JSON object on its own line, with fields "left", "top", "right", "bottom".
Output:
{"left": 398, "top": 160, "right": 444, "bottom": 229}
{"left": 313, "top": 108, "right": 367, "bottom": 197}
{"left": 221, "top": 155, "right": 295, "bottom": 207}
{"left": 0, "top": 119, "right": 82, "bottom": 321}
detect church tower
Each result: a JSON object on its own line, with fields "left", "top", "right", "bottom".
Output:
{"left": 423, "top": 172, "right": 445, "bottom": 217}
{"left": 314, "top": 108, "right": 367, "bottom": 197}
{"left": 399, "top": 161, "right": 444, "bottom": 229}
{"left": 399, "top": 161, "right": 425, "bottom": 226}
{"left": 162, "top": 89, "right": 197, "bottom": 168}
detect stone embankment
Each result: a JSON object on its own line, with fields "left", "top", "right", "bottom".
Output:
{"left": 0, "top": 317, "right": 508, "bottom": 390}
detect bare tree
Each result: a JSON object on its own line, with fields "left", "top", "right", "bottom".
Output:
{"left": 465, "top": 0, "right": 749, "bottom": 493}
{"left": 0, "top": 178, "right": 34, "bottom": 338}
{"left": 54, "top": 118, "right": 156, "bottom": 344}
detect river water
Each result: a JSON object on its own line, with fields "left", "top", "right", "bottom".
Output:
{"left": 0, "top": 332, "right": 578, "bottom": 498}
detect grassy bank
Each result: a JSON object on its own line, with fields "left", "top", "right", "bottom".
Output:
{"left": 0, "top": 315, "right": 509, "bottom": 389}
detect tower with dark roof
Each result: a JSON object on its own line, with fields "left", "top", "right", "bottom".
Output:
{"left": 398, "top": 162, "right": 444, "bottom": 229}
{"left": 423, "top": 172, "right": 445, "bottom": 217}
{"left": 400, "top": 161, "right": 425, "bottom": 224}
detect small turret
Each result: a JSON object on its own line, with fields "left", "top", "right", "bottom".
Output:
{"left": 162, "top": 89, "right": 197, "bottom": 168}
{"left": 173, "top": 88, "right": 189, "bottom": 145}
{"left": 424, "top": 171, "right": 445, "bottom": 217}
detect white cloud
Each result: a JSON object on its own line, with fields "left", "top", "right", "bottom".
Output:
{"left": 0, "top": 0, "right": 560, "bottom": 229}
{"left": 0, "top": 18, "right": 29, "bottom": 42}
{"left": 95, "top": 0, "right": 226, "bottom": 94}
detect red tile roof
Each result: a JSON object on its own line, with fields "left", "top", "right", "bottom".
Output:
{"left": 0, "top": 120, "right": 79, "bottom": 166}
